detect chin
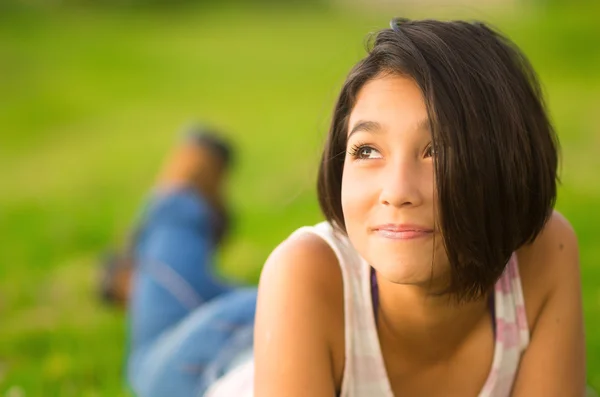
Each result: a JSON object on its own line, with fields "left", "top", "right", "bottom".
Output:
{"left": 362, "top": 240, "right": 444, "bottom": 284}
{"left": 370, "top": 256, "right": 431, "bottom": 285}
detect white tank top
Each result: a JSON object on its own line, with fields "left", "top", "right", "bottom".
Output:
{"left": 206, "top": 221, "right": 530, "bottom": 397}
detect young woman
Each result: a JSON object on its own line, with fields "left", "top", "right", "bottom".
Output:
{"left": 127, "top": 18, "right": 588, "bottom": 397}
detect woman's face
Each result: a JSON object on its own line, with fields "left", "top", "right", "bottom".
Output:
{"left": 341, "top": 74, "right": 450, "bottom": 287}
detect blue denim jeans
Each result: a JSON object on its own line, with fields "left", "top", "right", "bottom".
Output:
{"left": 126, "top": 189, "right": 256, "bottom": 397}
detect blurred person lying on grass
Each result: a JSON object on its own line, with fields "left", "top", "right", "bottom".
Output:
{"left": 108, "top": 18, "right": 594, "bottom": 397}
{"left": 100, "top": 126, "right": 234, "bottom": 308}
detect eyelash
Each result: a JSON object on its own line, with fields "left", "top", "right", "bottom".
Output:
{"left": 347, "top": 143, "right": 362, "bottom": 157}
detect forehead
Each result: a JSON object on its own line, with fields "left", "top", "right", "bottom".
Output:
{"left": 348, "top": 74, "right": 429, "bottom": 133}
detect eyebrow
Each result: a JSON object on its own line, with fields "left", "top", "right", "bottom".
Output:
{"left": 348, "top": 120, "right": 382, "bottom": 139}
{"left": 347, "top": 118, "right": 431, "bottom": 139}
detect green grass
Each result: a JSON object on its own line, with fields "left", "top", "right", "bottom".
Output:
{"left": 0, "top": 3, "right": 599, "bottom": 395}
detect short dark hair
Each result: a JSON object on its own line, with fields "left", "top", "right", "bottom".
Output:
{"left": 185, "top": 124, "right": 234, "bottom": 169}
{"left": 317, "top": 18, "right": 559, "bottom": 301}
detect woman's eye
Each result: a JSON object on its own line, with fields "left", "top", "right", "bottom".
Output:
{"left": 424, "top": 144, "right": 437, "bottom": 158}
{"left": 351, "top": 145, "right": 382, "bottom": 160}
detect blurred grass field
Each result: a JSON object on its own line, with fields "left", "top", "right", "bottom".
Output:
{"left": 0, "top": 2, "right": 599, "bottom": 395}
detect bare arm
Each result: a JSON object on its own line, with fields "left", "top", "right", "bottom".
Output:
{"left": 254, "top": 232, "right": 344, "bottom": 397}
{"left": 512, "top": 211, "right": 586, "bottom": 397}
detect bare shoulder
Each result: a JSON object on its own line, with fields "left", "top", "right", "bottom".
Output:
{"left": 254, "top": 228, "right": 346, "bottom": 395}
{"left": 256, "top": 229, "right": 345, "bottom": 344}
{"left": 512, "top": 213, "right": 586, "bottom": 395}
{"left": 259, "top": 230, "right": 344, "bottom": 301}
{"left": 516, "top": 209, "right": 580, "bottom": 330}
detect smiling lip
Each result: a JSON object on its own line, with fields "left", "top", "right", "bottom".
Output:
{"left": 371, "top": 224, "right": 434, "bottom": 240}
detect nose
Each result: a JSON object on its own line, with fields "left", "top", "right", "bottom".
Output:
{"left": 378, "top": 158, "right": 424, "bottom": 208}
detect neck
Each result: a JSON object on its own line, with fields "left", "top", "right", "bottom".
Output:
{"left": 375, "top": 272, "right": 491, "bottom": 363}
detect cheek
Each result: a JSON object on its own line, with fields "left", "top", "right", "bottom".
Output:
{"left": 341, "top": 165, "right": 374, "bottom": 224}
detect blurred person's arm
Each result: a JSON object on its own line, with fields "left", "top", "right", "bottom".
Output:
{"left": 254, "top": 232, "right": 344, "bottom": 397}
{"left": 512, "top": 211, "right": 586, "bottom": 397}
